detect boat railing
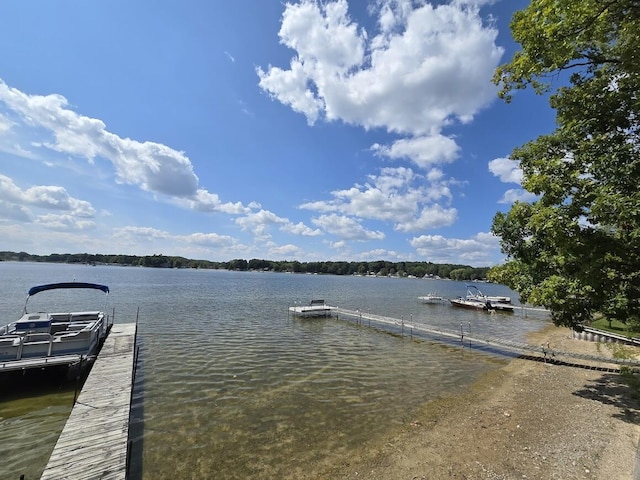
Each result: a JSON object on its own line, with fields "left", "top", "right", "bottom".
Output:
{"left": 0, "top": 322, "right": 17, "bottom": 335}
{"left": 47, "top": 311, "right": 102, "bottom": 322}
{"left": 1, "top": 320, "right": 103, "bottom": 361}
{"left": 69, "top": 311, "right": 102, "bottom": 322}
{"left": 23, "top": 333, "right": 52, "bottom": 342}
{"left": 0, "top": 335, "right": 21, "bottom": 345}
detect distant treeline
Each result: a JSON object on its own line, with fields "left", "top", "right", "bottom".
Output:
{"left": 0, "top": 251, "right": 490, "bottom": 281}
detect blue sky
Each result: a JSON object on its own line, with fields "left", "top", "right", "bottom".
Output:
{"left": 0, "top": 0, "right": 554, "bottom": 267}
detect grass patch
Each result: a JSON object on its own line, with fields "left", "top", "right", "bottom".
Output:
{"left": 605, "top": 342, "right": 637, "bottom": 360}
{"left": 589, "top": 317, "right": 639, "bottom": 338}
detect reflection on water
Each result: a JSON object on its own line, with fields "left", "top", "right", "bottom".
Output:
{"left": 0, "top": 263, "right": 549, "bottom": 479}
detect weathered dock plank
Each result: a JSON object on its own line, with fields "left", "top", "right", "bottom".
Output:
{"left": 41, "top": 322, "right": 137, "bottom": 480}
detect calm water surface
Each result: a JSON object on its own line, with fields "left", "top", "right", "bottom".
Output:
{"left": 0, "top": 262, "right": 549, "bottom": 479}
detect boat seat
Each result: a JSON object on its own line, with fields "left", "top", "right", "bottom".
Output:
{"left": 50, "top": 323, "right": 69, "bottom": 334}
{"left": 67, "top": 323, "right": 91, "bottom": 331}
{"left": 24, "top": 333, "right": 52, "bottom": 343}
{"left": 70, "top": 311, "right": 101, "bottom": 322}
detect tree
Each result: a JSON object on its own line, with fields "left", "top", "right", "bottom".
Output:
{"left": 228, "top": 259, "right": 248, "bottom": 271}
{"left": 490, "top": 0, "right": 640, "bottom": 329}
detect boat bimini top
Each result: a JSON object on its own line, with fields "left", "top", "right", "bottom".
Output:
{"left": 24, "top": 282, "right": 110, "bottom": 314}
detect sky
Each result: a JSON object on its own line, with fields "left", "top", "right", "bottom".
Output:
{"left": 0, "top": 0, "right": 555, "bottom": 267}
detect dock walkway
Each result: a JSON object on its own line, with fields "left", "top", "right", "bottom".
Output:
{"left": 41, "top": 322, "right": 137, "bottom": 480}
{"left": 334, "top": 308, "right": 640, "bottom": 369}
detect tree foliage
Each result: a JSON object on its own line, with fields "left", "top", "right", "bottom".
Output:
{"left": 0, "top": 251, "right": 489, "bottom": 281}
{"left": 490, "top": 0, "right": 640, "bottom": 328}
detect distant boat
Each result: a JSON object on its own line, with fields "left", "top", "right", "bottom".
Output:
{"left": 289, "top": 299, "right": 336, "bottom": 318}
{"left": 465, "top": 285, "right": 514, "bottom": 312}
{"left": 449, "top": 297, "right": 490, "bottom": 310}
{"left": 417, "top": 293, "right": 444, "bottom": 304}
{"left": 449, "top": 286, "right": 515, "bottom": 313}
{"left": 0, "top": 282, "right": 112, "bottom": 371}
{"left": 465, "top": 285, "right": 511, "bottom": 304}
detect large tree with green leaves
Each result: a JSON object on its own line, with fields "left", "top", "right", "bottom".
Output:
{"left": 489, "top": 0, "right": 640, "bottom": 329}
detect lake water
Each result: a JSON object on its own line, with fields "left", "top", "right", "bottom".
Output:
{"left": 0, "top": 262, "right": 550, "bottom": 479}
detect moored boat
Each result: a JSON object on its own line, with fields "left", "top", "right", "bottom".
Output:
{"left": 450, "top": 287, "right": 515, "bottom": 313}
{"left": 466, "top": 285, "right": 512, "bottom": 304}
{"left": 449, "top": 297, "right": 491, "bottom": 310}
{"left": 0, "top": 282, "right": 112, "bottom": 371}
{"left": 417, "top": 293, "right": 445, "bottom": 304}
{"left": 464, "top": 285, "right": 514, "bottom": 312}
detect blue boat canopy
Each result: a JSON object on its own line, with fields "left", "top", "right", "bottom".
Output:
{"left": 28, "top": 282, "right": 110, "bottom": 296}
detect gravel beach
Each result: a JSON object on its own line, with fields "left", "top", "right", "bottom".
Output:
{"left": 328, "top": 326, "right": 640, "bottom": 479}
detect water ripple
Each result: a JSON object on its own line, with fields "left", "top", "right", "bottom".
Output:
{"left": 0, "top": 265, "right": 548, "bottom": 480}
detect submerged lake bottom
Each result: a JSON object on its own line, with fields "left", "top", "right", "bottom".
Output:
{"left": 0, "top": 264, "right": 548, "bottom": 479}
{"left": 133, "top": 320, "right": 506, "bottom": 479}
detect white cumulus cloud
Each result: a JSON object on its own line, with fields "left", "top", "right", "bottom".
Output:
{"left": 488, "top": 157, "right": 538, "bottom": 204}
{"left": 0, "top": 174, "right": 96, "bottom": 230}
{"left": 300, "top": 166, "right": 456, "bottom": 233}
{"left": 0, "top": 79, "right": 253, "bottom": 214}
{"left": 372, "top": 135, "right": 460, "bottom": 169}
{"left": 313, "top": 213, "right": 385, "bottom": 241}
{"left": 258, "top": 0, "right": 503, "bottom": 168}
{"left": 410, "top": 231, "right": 501, "bottom": 266}
{"left": 488, "top": 157, "right": 522, "bottom": 184}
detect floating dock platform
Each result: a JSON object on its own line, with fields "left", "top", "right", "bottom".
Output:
{"left": 41, "top": 322, "right": 137, "bottom": 480}
{"left": 289, "top": 299, "right": 337, "bottom": 318}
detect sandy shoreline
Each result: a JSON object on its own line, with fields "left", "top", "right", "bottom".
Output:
{"left": 329, "top": 326, "right": 640, "bottom": 479}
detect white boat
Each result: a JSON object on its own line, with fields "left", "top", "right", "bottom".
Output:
{"left": 417, "top": 293, "right": 445, "bottom": 304}
{"left": 466, "top": 285, "right": 511, "bottom": 304}
{"left": 449, "top": 297, "right": 491, "bottom": 310}
{"left": 449, "top": 286, "right": 515, "bottom": 313}
{"left": 289, "top": 299, "right": 336, "bottom": 318}
{"left": 0, "top": 282, "right": 111, "bottom": 368}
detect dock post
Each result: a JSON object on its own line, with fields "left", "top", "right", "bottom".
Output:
{"left": 16, "top": 336, "right": 24, "bottom": 360}
{"left": 73, "top": 367, "right": 80, "bottom": 405}
{"left": 47, "top": 336, "right": 54, "bottom": 357}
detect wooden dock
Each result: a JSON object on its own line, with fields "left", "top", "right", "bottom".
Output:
{"left": 41, "top": 322, "right": 138, "bottom": 480}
